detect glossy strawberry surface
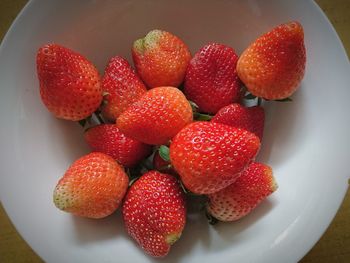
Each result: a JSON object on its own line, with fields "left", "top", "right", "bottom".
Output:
{"left": 53, "top": 152, "right": 129, "bottom": 219}
{"left": 170, "top": 122, "right": 260, "bottom": 194}
{"left": 37, "top": 44, "right": 102, "bottom": 121}
{"left": 122, "top": 171, "right": 186, "bottom": 257}
{"left": 132, "top": 29, "right": 191, "bottom": 88}
{"left": 207, "top": 162, "right": 277, "bottom": 221}
{"left": 84, "top": 124, "right": 152, "bottom": 167}
{"left": 211, "top": 103, "right": 265, "bottom": 140}
{"left": 117, "top": 86, "right": 193, "bottom": 145}
{"left": 237, "top": 21, "right": 306, "bottom": 100}
{"left": 101, "top": 56, "right": 147, "bottom": 121}
{"left": 184, "top": 43, "right": 241, "bottom": 114}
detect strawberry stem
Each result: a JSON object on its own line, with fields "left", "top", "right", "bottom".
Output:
{"left": 159, "top": 145, "right": 170, "bottom": 162}
{"left": 257, "top": 97, "right": 263, "bottom": 106}
{"left": 194, "top": 112, "right": 213, "bottom": 121}
{"left": 205, "top": 211, "right": 219, "bottom": 225}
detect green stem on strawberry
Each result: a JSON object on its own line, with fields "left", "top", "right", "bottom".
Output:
{"left": 205, "top": 211, "right": 219, "bottom": 225}
{"left": 257, "top": 97, "right": 263, "bottom": 106}
{"left": 94, "top": 112, "right": 105, "bottom": 124}
{"left": 194, "top": 112, "right": 213, "bottom": 121}
{"left": 78, "top": 119, "right": 87, "bottom": 128}
{"left": 273, "top": 97, "right": 293, "bottom": 102}
{"left": 128, "top": 176, "right": 140, "bottom": 186}
{"left": 159, "top": 145, "right": 170, "bottom": 162}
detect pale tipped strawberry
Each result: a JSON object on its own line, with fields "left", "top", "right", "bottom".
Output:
{"left": 237, "top": 21, "right": 306, "bottom": 100}
{"left": 170, "top": 122, "right": 260, "bottom": 194}
{"left": 184, "top": 43, "right": 242, "bottom": 114}
{"left": 132, "top": 29, "right": 191, "bottom": 88}
{"left": 122, "top": 171, "right": 186, "bottom": 257}
{"left": 117, "top": 86, "right": 193, "bottom": 145}
{"left": 206, "top": 162, "right": 277, "bottom": 221}
{"left": 101, "top": 56, "right": 147, "bottom": 121}
{"left": 53, "top": 152, "right": 129, "bottom": 219}
{"left": 84, "top": 124, "right": 152, "bottom": 167}
{"left": 211, "top": 103, "right": 265, "bottom": 140}
{"left": 37, "top": 44, "right": 102, "bottom": 121}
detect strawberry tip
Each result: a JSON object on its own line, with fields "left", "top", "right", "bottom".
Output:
{"left": 133, "top": 38, "right": 146, "bottom": 54}
{"left": 270, "top": 175, "right": 279, "bottom": 192}
{"left": 165, "top": 232, "right": 181, "bottom": 245}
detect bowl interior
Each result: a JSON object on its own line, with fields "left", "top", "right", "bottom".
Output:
{"left": 0, "top": 1, "right": 349, "bottom": 263}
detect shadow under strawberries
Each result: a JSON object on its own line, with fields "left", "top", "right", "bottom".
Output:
{"left": 257, "top": 86, "right": 307, "bottom": 167}
{"left": 70, "top": 210, "right": 128, "bottom": 244}
{"left": 210, "top": 198, "right": 277, "bottom": 249}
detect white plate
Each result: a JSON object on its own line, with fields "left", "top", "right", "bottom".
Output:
{"left": 0, "top": 0, "right": 349, "bottom": 262}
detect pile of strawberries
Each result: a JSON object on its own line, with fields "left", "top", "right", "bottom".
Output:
{"left": 36, "top": 21, "right": 306, "bottom": 257}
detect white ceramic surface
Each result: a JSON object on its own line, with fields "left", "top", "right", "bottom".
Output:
{"left": 0, "top": 0, "right": 349, "bottom": 262}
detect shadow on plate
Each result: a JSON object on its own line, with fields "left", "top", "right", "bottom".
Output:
{"left": 70, "top": 210, "right": 128, "bottom": 244}
{"left": 212, "top": 198, "right": 277, "bottom": 247}
{"left": 258, "top": 86, "right": 307, "bottom": 167}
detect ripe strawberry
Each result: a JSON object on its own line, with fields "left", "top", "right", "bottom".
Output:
{"left": 132, "top": 29, "right": 191, "bottom": 88}
{"left": 170, "top": 122, "right": 260, "bottom": 194}
{"left": 84, "top": 124, "right": 152, "bottom": 167}
{"left": 122, "top": 171, "right": 186, "bottom": 257}
{"left": 101, "top": 56, "right": 147, "bottom": 121}
{"left": 53, "top": 152, "right": 129, "bottom": 219}
{"left": 211, "top": 103, "right": 265, "bottom": 140}
{"left": 206, "top": 162, "right": 278, "bottom": 221}
{"left": 237, "top": 21, "right": 306, "bottom": 100}
{"left": 37, "top": 44, "right": 102, "bottom": 121}
{"left": 117, "top": 86, "right": 193, "bottom": 145}
{"left": 184, "top": 43, "right": 242, "bottom": 114}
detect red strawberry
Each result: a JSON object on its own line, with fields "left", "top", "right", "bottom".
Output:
{"left": 37, "top": 44, "right": 102, "bottom": 121}
{"left": 184, "top": 43, "right": 242, "bottom": 114}
{"left": 206, "top": 162, "right": 277, "bottom": 221}
{"left": 122, "top": 171, "right": 186, "bottom": 257}
{"left": 132, "top": 29, "right": 191, "bottom": 88}
{"left": 101, "top": 56, "right": 147, "bottom": 121}
{"left": 170, "top": 122, "right": 260, "bottom": 194}
{"left": 117, "top": 86, "right": 193, "bottom": 145}
{"left": 84, "top": 124, "right": 152, "bottom": 167}
{"left": 237, "top": 21, "right": 306, "bottom": 100}
{"left": 211, "top": 103, "right": 265, "bottom": 140}
{"left": 53, "top": 152, "right": 129, "bottom": 219}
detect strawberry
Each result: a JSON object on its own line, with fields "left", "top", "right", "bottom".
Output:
{"left": 237, "top": 21, "right": 306, "bottom": 100}
{"left": 170, "top": 122, "right": 260, "bottom": 194}
{"left": 211, "top": 103, "right": 265, "bottom": 140}
{"left": 184, "top": 43, "right": 242, "bottom": 114}
{"left": 117, "top": 86, "right": 193, "bottom": 145}
{"left": 206, "top": 162, "right": 278, "bottom": 221}
{"left": 132, "top": 29, "right": 191, "bottom": 88}
{"left": 53, "top": 152, "right": 129, "bottom": 219}
{"left": 84, "top": 124, "right": 152, "bottom": 167}
{"left": 37, "top": 44, "right": 102, "bottom": 121}
{"left": 101, "top": 56, "right": 147, "bottom": 121}
{"left": 122, "top": 171, "right": 186, "bottom": 257}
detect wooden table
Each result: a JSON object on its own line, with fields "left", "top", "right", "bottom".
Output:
{"left": 0, "top": 0, "right": 349, "bottom": 262}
